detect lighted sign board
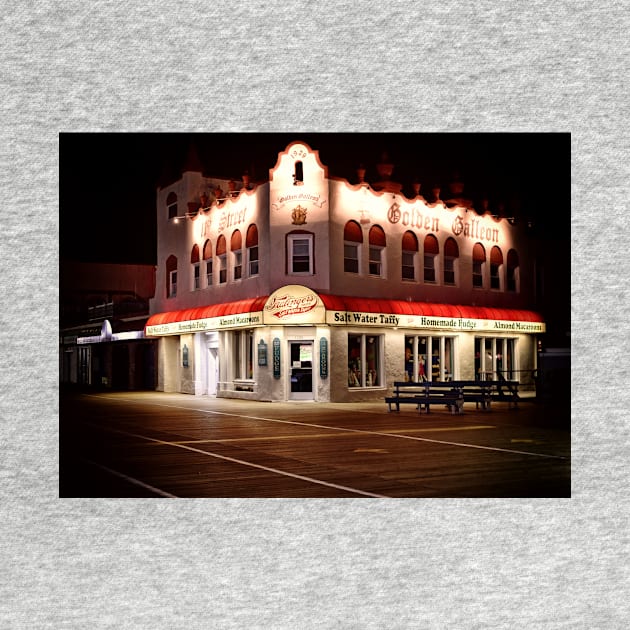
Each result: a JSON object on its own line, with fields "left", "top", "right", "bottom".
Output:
{"left": 326, "top": 310, "right": 545, "bottom": 333}
{"left": 263, "top": 285, "right": 326, "bottom": 325}
{"left": 146, "top": 312, "right": 263, "bottom": 337}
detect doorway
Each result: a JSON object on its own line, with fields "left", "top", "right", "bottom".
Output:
{"left": 288, "top": 341, "right": 313, "bottom": 400}
{"left": 207, "top": 346, "right": 219, "bottom": 396}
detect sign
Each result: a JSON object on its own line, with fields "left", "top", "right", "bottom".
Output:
{"left": 272, "top": 338, "right": 281, "bottom": 378}
{"left": 263, "top": 285, "right": 326, "bottom": 325}
{"left": 319, "top": 337, "right": 328, "bottom": 379}
{"left": 146, "top": 312, "right": 263, "bottom": 336}
{"left": 326, "top": 310, "right": 545, "bottom": 334}
{"left": 257, "top": 340, "right": 268, "bottom": 366}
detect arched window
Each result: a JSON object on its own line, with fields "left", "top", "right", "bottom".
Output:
{"left": 166, "top": 192, "right": 177, "bottom": 220}
{"left": 203, "top": 240, "right": 213, "bottom": 287}
{"left": 507, "top": 249, "right": 519, "bottom": 292}
{"left": 246, "top": 224, "right": 259, "bottom": 276}
{"left": 166, "top": 255, "right": 177, "bottom": 298}
{"left": 231, "top": 230, "right": 242, "bottom": 280}
{"left": 344, "top": 220, "right": 363, "bottom": 273}
{"left": 369, "top": 225, "right": 386, "bottom": 277}
{"left": 423, "top": 234, "right": 439, "bottom": 283}
{"left": 490, "top": 246, "right": 503, "bottom": 290}
{"left": 402, "top": 231, "right": 418, "bottom": 281}
{"left": 216, "top": 235, "right": 227, "bottom": 284}
{"left": 443, "top": 237, "right": 459, "bottom": 285}
{"left": 190, "top": 244, "right": 200, "bottom": 290}
{"left": 472, "top": 243, "right": 486, "bottom": 288}
{"left": 294, "top": 161, "right": 304, "bottom": 185}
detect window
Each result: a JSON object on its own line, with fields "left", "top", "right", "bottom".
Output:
{"left": 368, "top": 225, "right": 386, "bottom": 277}
{"left": 507, "top": 249, "right": 519, "bottom": 292}
{"left": 169, "top": 271, "right": 177, "bottom": 298}
{"left": 203, "top": 239, "right": 213, "bottom": 287}
{"left": 166, "top": 192, "right": 177, "bottom": 220}
{"left": 347, "top": 334, "right": 382, "bottom": 388}
{"left": 191, "top": 244, "right": 200, "bottom": 290}
{"left": 405, "top": 335, "right": 455, "bottom": 382}
{"left": 472, "top": 243, "right": 486, "bottom": 288}
{"left": 246, "top": 224, "right": 259, "bottom": 276}
{"left": 166, "top": 255, "right": 177, "bottom": 298}
{"left": 231, "top": 329, "right": 255, "bottom": 383}
{"left": 344, "top": 220, "right": 363, "bottom": 274}
{"left": 475, "top": 337, "right": 516, "bottom": 380}
{"left": 293, "top": 161, "right": 304, "bottom": 185}
{"left": 216, "top": 235, "right": 227, "bottom": 284}
{"left": 443, "top": 237, "right": 459, "bottom": 285}
{"left": 231, "top": 230, "right": 242, "bottom": 281}
{"left": 490, "top": 246, "right": 503, "bottom": 290}
{"left": 424, "top": 234, "right": 439, "bottom": 283}
{"left": 402, "top": 231, "right": 418, "bottom": 281}
{"left": 288, "top": 233, "right": 313, "bottom": 274}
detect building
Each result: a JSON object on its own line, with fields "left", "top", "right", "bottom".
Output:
{"left": 60, "top": 262, "right": 157, "bottom": 390}
{"left": 145, "top": 140, "right": 545, "bottom": 402}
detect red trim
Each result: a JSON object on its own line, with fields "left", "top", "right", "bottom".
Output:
{"left": 147, "top": 293, "right": 544, "bottom": 330}
{"left": 318, "top": 295, "right": 544, "bottom": 323}
{"left": 145, "top": 296, "right": 269, "bottom": 328}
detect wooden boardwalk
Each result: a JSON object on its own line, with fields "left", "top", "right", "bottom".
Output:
{"left": 60, "top": 391, "right": 571, "bottom": 498}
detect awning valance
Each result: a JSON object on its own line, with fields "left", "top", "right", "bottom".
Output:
{"left": 145, "top": 288, "right": 544, "bottom": 336}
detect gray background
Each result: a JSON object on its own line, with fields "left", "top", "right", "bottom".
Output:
{"left": 2, "top": 1, "right": 627, "bottom": 628}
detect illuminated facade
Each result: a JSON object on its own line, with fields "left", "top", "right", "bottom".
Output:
{"left": 146, "top": 141, "right": 544, "bottom": 402}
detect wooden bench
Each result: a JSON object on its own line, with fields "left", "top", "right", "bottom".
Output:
{"left": 385, "top": 381, "right": 464, "bottom": 415}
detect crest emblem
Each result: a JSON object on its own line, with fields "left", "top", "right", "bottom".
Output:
{"left": 291, "top": 204, "right": 307, "bottom": 225}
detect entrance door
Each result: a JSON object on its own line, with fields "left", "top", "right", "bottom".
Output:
{"left": 289, "top": 341, "right": 313, "bottom": 400}
{"left": 208, "top": 347, "right": 219, "bottom": 396}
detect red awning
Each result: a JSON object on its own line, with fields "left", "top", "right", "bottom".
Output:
{"left": 145, "top": 296, "right": 269, "bottom": 328}
{"left": 318, "top": 295, "right": 544, "bottom": 323}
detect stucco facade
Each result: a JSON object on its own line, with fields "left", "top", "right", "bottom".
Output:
{"left": 146, "top": 140, "right": 544, "bottom": 402}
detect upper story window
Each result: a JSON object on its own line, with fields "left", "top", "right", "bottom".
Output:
{"left": 293, "top": 161, "right": 304, "bottom": 185}
{"left": 203, "top": 239, "right": 213, "bottom": 287}
{"left": 166, "top": 254, "right": 177, "bottom": 298}
{"left": 231, "top": 230, "right": 242, "bottom": 281}
{"left": 287, "top": 232, "right": 313, "bottom": 275}
{"left": 216, "top": 235, "right": 227, "bottom": 284}
{"left": 472, "top": 243, "right": 486, "bottom": 288}
{"left": 368, "top": 225, "right": 386, "bottom": 277}
{"left": 443, "top": 237, "right": 459, "bottom": 286}
{"left": 402, "top": 231, "right": 418, "bottom": 281}
{"left": 423, "top": 234, "right": 439, "bottom": 283}
{"left": 246, "top": 224, "right": 259, "bottom": 277}
{"left": 190, "top": 244, "right": 200, "bottom": 290}
{"left": 166, "top": 192, "right": 178, "bottom": 220}
{"left": 490, "top": 246, "right": 503, "bottom": 290}
{"left": 507, "top": 249, "right": 519, "bottom": 292}
{"left": 344, "top": 220, "right": 363, "bottom": 274}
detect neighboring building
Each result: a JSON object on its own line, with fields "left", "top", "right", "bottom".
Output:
{"left": 60, "top": 262, "right": 157, "bottom": 390}
{"left": 145, "top": 140, "right": 545, "bottom": 402}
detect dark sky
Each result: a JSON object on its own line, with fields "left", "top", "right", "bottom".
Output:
{"left": 59, "top": 132, "right": 570, "bottom": 265}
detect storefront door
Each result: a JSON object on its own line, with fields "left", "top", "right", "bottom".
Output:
{"left": 289, "top": 341, "right": 313, "bottom": 400}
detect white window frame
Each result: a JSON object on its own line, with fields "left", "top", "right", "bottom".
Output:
{"left": 205, "top": 259, "right": 213, "bottom": 287}
{"left": 248, "top": 245, "right": 259, "bottom": 277}
{"left": 233, "top": 250, "right": 242, "bottom": 281}
{"left": 344, "top": 242, "right": 360, "bottom": 274}
{"left": 424, "top": 253, "right": 437, "bottom": 283}
{"left": 218, "top": 254, "right": 227, "bottom": 284}
{"left": 192, "top": 262, "right": 200, "bottom": 290}
{"left": 402, "top": 250, "right": 416, "bottom": 281}
{"left": 288, "top": 234, "right": 313, "bottom": 275}
{"left": 368, "top": 246, "right": 384, "bottom": 277}
{"left": 168, "top": 270, "right": 177, "bottom": 298}
{"left": 443, "top": 255, "right": 457, "bottom": 286}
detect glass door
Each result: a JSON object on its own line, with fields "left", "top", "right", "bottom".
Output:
{"left": 289, "top": 341, "right": 313, "bottom": 400}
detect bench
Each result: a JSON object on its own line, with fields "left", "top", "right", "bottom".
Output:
{"left": 385, "top": 381, "right": 464, "bottom": 415}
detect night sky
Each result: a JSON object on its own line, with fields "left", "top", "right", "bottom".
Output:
{"left": 59, "top": 132, "right": 570, "bottom": 266}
